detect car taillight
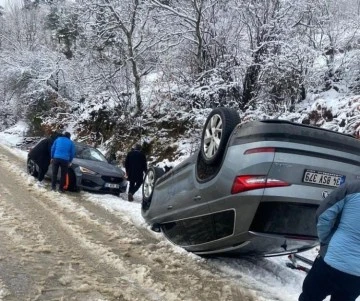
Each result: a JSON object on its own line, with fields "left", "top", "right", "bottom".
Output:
{"left": 244, "top": 147, "right": 275, "bottom": 155}
{"left": 231, "top": 175, "right": 290, "bottom": 194}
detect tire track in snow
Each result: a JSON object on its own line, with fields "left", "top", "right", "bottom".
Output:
{"left": 0, "top": 146, "right": 264, "bottom": 301}
{"left": 1, "top": 144, "right": 307, "bottom": 301}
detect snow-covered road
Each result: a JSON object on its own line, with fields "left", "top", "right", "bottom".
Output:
{"left": 0, "top": 143, "right": 337, "bottom": 301}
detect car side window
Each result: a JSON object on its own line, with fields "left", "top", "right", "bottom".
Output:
{"left": 82, "top": 149, "right": 92, "bottom": 160}
{"left": 75, "top": 146, "right": 85, "bottom": 159}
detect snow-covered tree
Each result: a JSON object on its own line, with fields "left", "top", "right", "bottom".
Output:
{"left": 0, "top": 0, "right": 360, "bottom": 147}
{"left": 150, "top": 0, "right": 227, "bottom": 75}
{"left": 78, "top": 0, "right": 164, "bottom": 115}
{"left": 299, "top": 0, "right": 360, "bottom": 93}
{"left": 45, "top": 1, "right": 80, "bottom": 59}
{"left": 232, "top": 0, "right": 309, "bottom": 109}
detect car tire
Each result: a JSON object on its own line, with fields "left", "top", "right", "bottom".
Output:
{"left": 200, "top": 107, "right": 240, "bottom": 165}
{"left": 66, "top": 170, "right": 79, "bottom": 192}
{"left": 142, "top": 166, "right": 165, "bottom": 210}
{"left": 27, "top": 158, "right": 38, "bottom": 177}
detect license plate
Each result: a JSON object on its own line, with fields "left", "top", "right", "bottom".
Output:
{"left": 105, "top": 183, "right": 119, "bottom": 189}
{"left": 303, "top": 170, "right": 345, "bottom": 187}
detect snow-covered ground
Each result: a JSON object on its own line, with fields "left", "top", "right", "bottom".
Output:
{"left": 2, "top": 87, "right": 360, "bottom": 300}
{"left": 0, "top": 122, "right": 333, "bottom": 301}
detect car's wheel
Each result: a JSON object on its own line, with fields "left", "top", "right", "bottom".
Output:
{"left": 200, "top": 107, "right": 240, "bottom": 165}
{"left": 27, "top": 158, "right": 38, "bottom": 177}
{"left": 66, "top": 170, "right": 79, "bottom": 192}
{"left": 142, "top": 166, "right": 165, "bottom": 211}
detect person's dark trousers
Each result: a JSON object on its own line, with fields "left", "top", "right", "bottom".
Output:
{"left": 299, "top": 255, "right": 360, "bottom": 301}
{"left": 37, "top": 164, "right": 49, "bottom": 182}
{"left": 128, "top": 178, "right": 143, "bottom": 195}
{"left": 51, "top": 158, "right": 69, "bottom": 191}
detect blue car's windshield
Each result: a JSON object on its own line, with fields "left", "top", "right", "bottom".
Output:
{"left": 75, "top": 145, "right": 107, "bottom": 162}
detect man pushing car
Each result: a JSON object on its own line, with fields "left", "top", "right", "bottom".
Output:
{"left": 28, "top": 132, "right": 62, "bottom": 187}
{"left": 51, "top": 132, "right": 75, "bottom": 193}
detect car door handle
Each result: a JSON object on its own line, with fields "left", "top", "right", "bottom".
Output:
{"left": 193, "top": 196, "right": 201, "bottom": 201}
{"left": 167, "top": 205, "right": 173, "bottom": 210}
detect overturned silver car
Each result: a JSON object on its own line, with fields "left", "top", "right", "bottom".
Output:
{"left": 142, "top": 107, "right": 360, "bottom": 256}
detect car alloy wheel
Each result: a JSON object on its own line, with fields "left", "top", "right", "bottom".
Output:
{"left": 143, "top": 169, "right": 155, "bottom": 199}
{"left": 203, "top": 113, "right": 223, "bottom": 160}
{"left": 142, "top": 166, "right": 165, "bottom": 212}
{"left": 200, "top": 107, "right": 240, "bottom": 166}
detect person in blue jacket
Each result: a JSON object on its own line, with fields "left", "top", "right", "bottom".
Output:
{"left": 299, "top": 180, "right": 360, "bottom": 301}
{"left": 51, "top": 132, "right": 75, "bottom": 192}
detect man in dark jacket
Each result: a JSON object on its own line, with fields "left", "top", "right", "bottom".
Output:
{"left": 298, "top": 180, "right": 360, "bottom": 301}
{"left": 51, "top": 132, "right": 76, "bottom": 192}
{"left": 124, "top": 144, "right": 147, "bottom": 202}
{"left": 28, "top": 132, "right": 61, "bottom": 186}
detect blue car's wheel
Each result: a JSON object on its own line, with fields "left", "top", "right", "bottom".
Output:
{"left": 200, "top": 107, "right": 240, "bottom": 165}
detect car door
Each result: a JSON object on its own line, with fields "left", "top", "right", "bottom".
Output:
{"left": 160, "top": 156, "right": 213, "bottom": 247}
{"left": 166, "top": 159, "right": 210, "bottom": 219}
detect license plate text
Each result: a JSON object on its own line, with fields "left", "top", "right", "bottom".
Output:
{"left": 303, "top": 170, "right": 345, "bottom": 187}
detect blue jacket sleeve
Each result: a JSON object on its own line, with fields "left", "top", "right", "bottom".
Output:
{"left": 317, "top": 199, "right": 345, "bottom": 244}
